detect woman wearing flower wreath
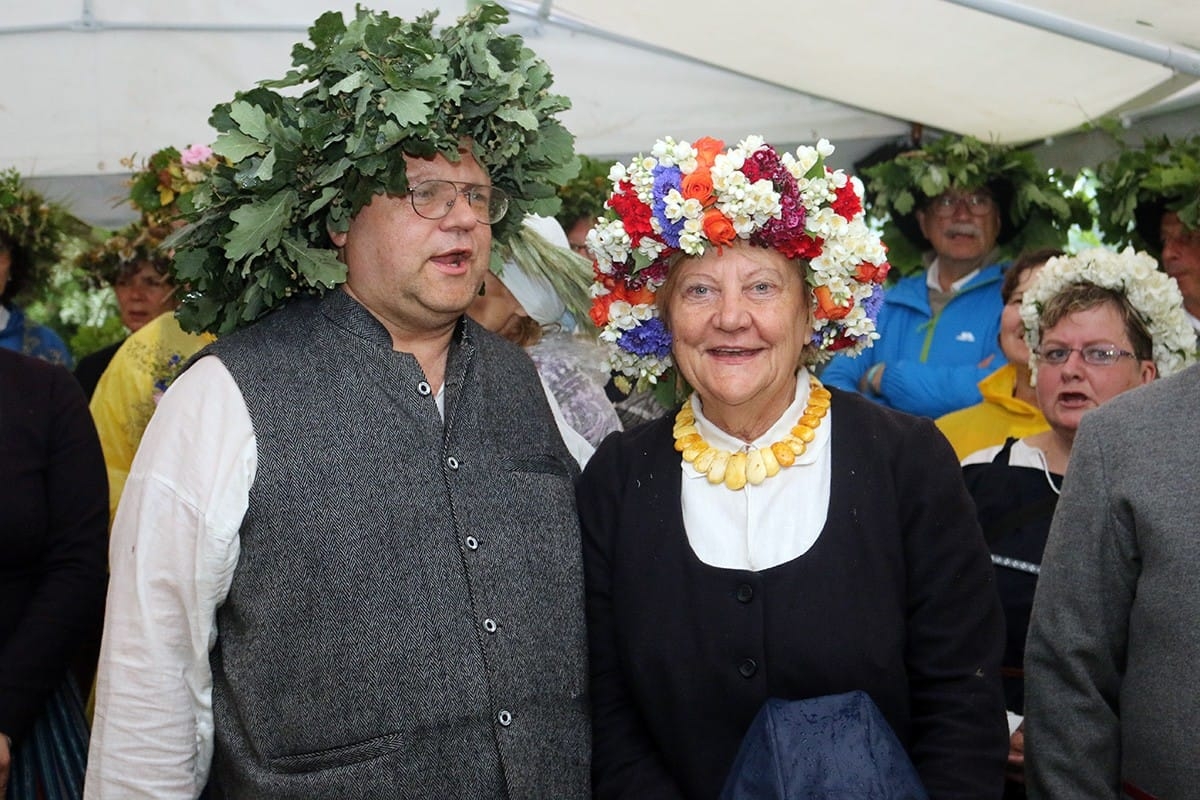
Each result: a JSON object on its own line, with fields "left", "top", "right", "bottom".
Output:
{"left": 958, "top": 247, "right": 1196, "bottom": 795}
{"left": 577, "top": 134, "right": 1008, "bottom": 799}
{"left": 73, "top": 220, "right": 180, "bottom": 398}
{"left": 86, "top": 145, "right": 218, "bottom": 519}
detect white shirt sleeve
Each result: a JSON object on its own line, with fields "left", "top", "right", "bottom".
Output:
{"left": 86, "top": 356, "right": 256, "bottom": 800}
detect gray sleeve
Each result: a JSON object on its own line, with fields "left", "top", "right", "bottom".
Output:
{"left": 1023, "top": 415, "right": 1137, "bottom": 799}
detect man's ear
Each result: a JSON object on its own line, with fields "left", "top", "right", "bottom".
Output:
{"left": 329, "top": 227, "right": 348, "bottom": 248}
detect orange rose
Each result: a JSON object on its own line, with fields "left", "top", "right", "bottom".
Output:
{"left": 617, "top": 283, "right": 656, "bottom": 307}
{"left": 693, "top": 136, "right": 725, "bottom": 168}
{"left": 589, "top": 294, "right": 615, "bottom": 328}
{"left": 702, "top": 208, "right": 737, "bottom": 246}
{"left": 813, "top": 285, "right": 852, "bottom": 320}
{"left": 682, "top": 169, "right": 714, "bottom": 203}
{"left": 854, "top": 261, "right": 892, "bottom": 284}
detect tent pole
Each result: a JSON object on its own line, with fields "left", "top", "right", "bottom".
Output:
{"left": 944, "top": 0, "right": 1200, "bottom": 77}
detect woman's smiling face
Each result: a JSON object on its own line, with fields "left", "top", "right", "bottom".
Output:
{"left": 664, "top": 241, "right": 811, "bottom": 436}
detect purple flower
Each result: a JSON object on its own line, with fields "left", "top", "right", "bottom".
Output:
{"left": 650, "top": 164, "right": 685, "bottom": 249}
{"left": 618, "top": 317, "right": 673, "bottom": 359}
{"left": 862, "top": 284, "right": 885, "bottom": 322}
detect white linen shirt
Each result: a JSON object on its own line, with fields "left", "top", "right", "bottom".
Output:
{"left": 680, "top": 370, "right": 832, "bottom": 571}
{"left": 85, "top": 353, "right": 592, "bottom": 799}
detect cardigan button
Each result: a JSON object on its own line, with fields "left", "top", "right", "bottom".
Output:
{"left": 735, "top": 583, "right": 754, "bottom": 603}
{"left": 465, "top": 536, "right": 479, "bottom": 551}
{"left": 417, "top": 381, "right": 432, "bottom": 396}
{"left": 447, "top": 456, "right": 460, "bottom": 470}
{"left": 738, "top": 658, "right": 758, "bottom": 679}
{"left": 497, "top": 709, "right": 513, "bottom": 726}
{"left": 483, "top": 618, "right": 497, "bottom": 633}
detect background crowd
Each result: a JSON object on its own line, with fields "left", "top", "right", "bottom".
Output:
{"left": 2, "top": 3, "right": 1199, "bottom": 799}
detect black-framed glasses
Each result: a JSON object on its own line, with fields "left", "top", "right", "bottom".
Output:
{"left": 928, "top": 192, "right": 995, "bottom": 218}
{"left": 407, "top": 180, "right": 509, "bottom": 225}
{"left": 1036, "top": 345, "right": 1137, "bottom": 366}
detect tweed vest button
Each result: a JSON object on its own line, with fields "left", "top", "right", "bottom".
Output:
{"left": 738, "top": 658, "right": 758, "bottom": 679}
{"left": 497, "top": 709, "right": 513, "bottom": 726}
{"left": 447, "top": 456, "right": 459, "bottom": 470}
{"left": 465, "top": 535, "right": 479, "bottom": 550}
{"left": 483, "top": 618, "right": 497, "bottom": 633}
{"left": 735, "top": 583, "right": 754, "bottom": 603}
{"left": 417, "top": 380, "right": 432, "bottom": 396}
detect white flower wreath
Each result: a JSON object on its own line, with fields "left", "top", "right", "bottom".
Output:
{"left": 1021, "top": 247, "right": 1197, "bottom": 378}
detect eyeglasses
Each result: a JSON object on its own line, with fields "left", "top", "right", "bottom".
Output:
{"left": 928, "top": 192, "right": 995, "bottom": 218}
{"left": 406, "top": 180, "right": 509, "bottom": 225}
{"left": 1036, "top": 345, "right": 1138, "bottom": 366}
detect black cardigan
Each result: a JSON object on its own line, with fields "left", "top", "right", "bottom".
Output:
{"left": 577, "top": 388, "right": 1007, "bottom": 799}
{"left": 0, "top": 349, "right": 109, "bottom": 742}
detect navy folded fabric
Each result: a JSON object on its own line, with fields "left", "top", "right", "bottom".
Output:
{"left": 720, "top": 691, "right": 928, "bottom": 800}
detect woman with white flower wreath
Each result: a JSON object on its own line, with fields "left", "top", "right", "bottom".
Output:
{"left": 959, "top": 246, "right": 1197, "bottom": 795}
{"left": 577, "top": 134, "right": 1009, "bottom": 798}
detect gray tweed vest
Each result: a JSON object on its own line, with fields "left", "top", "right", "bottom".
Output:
{"left": 201, "top": 291, "right": 589, "bottom": 799}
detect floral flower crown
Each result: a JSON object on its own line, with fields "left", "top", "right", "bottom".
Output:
{"left": 124, "top": 144, "right": 220, "bottom": 225}
{"left": 1021, "top": 247, "right": 1197, "bottom": 379}
{"left": 78, "top": 219, "right": 175, "bottom": 286}
{"left": 586, "top": 135, "right": 890, "bottom": 404}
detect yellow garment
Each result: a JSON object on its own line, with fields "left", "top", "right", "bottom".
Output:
{"left": 935, "top": 363, "right": 1049, "bottom": 460}
{"left": 90, "top": 312, "right": 215, "bottom": 520}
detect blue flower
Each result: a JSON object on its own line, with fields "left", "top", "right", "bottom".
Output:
{"left": 618, "top": 317, "right": 673, "bottom": 359}
{"left": 862, "top": 284, "right": 885, "bottom": 321}
{"left": 650, "top": 164, "right": 684, "bottom": 249}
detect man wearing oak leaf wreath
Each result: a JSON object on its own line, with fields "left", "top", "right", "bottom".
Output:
{"left": 85, "top": 4, "right": 589, "bottom": 798}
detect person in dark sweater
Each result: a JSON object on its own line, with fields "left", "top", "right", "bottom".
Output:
{"left": 0, "top": 348, "right": 108, "bottom": 797}
{"left": 578, "top": 134, "right": 1008, "bottom": 799}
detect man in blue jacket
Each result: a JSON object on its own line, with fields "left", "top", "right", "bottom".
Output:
{"left": 822, "top": 136, "right": 1078, "bottom": 419}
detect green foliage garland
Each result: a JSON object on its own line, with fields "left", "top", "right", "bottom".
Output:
{"left": 0, "top": 168, "right": 90, "bottom": 302}
{"left": 170, "top": 3, "right": 579, "bottom": 335}
{"left": 554, "top": 154, "right": 616, "bottom": 233}
{"left": 1094, "top": 135, "right": 1200, "bottom": 250}
{"left": 863, "top": 135, "right": 1086, "bottom": 275}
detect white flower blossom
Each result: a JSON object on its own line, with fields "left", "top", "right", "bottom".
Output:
{"left": 1022, "top": 247, "right": 1198, "bottom": 378}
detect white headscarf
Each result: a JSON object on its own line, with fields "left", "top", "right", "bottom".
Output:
{"left": 498, "top": 215, "right": 571, "bottom": 326}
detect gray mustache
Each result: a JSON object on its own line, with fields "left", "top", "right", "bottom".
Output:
{"left": 944, "top": 223, "right": 982, "bottom": 237}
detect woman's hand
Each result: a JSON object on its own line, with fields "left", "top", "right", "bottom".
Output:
{"left": 1005, "top": 722, "right": 1025, "bottom": 784}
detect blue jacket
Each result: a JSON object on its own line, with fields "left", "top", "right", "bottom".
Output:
{"left": 821, "top": 264, "right": 1006, "bottom": 418}
{"left": 0, "top": 303, "right": 73, "bottom": 368}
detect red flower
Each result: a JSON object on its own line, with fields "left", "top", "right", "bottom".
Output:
{"left": 832, "top": 180, "right": 863, "bottom": 221}
{"left": 855, "top": 261, "right": 891, "bottom": 283}
{"left": 607, "top": 181, "right": 655, "bottom": 247}
{"left": 777, "top": 234, "right": 825, "bottom": 261}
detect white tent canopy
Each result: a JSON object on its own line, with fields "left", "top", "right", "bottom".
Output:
{"left": 2, "top": 0, "right": 1197, "bottom": 227}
